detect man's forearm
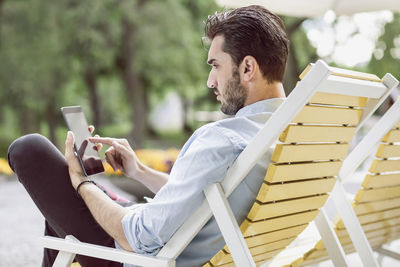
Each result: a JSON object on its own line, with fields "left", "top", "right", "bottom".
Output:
{"left": 79, "top": 182, "right": 134, "bottom": 252}
{"left": 133, "top": 163, "right": 169, "bottom": 193}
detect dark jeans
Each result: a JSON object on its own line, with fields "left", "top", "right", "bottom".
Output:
{"left": 8, "top": 134, "right": 124, "bottom": 267}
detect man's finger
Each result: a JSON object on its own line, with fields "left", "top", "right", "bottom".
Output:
{"left": 89, "top": 137, "right": 117, "bottom": 146}
{"left": 93, "top": 135, "right": 102, "bottom": 151}
{"left": 112, "top": 141, "right": 131, "bottom": 156}
{"left": 65, "top": 131, "right": 75, "bottom": 159}
{"left": 105, "top": 149, "right": 119, "bottom": 171}
{"left": 88, "top": 125, "right": 95, "bottom": 134}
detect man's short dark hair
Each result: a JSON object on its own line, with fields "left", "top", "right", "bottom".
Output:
{"left": 205, "top": 5, "right": 289, "bottom": 83}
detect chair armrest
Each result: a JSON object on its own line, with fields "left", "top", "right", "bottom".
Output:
{"left": 40, "top": 236, "right": 175, "bottom": 267}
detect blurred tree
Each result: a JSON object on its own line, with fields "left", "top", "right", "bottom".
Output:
{"left": 115, "top": 0, "right": 214, "bottom": 146}
{"left": 282, "top": 16, "right": 318, "bottom": 94}
{"left": 61, "top": 0, "right": 122, "bottom": 129}
{"left": 0, "top": 0, "right": 69, "bottom": 143}
{"left": 367, "top": 12, "right": 400, "bottom": 79}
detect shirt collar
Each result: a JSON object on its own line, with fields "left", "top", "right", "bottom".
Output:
{"left": 235, "top": 98, "right": 285, "bottom": 118}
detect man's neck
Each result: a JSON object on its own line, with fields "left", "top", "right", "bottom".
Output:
{"left": 245, "top": 81, "right": 286, "bottom": 106}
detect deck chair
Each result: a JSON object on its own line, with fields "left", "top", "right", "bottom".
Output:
{"left": 286, "top": 95, "right": 400, "bottom": 267}
{"left": 40, "top": 60, "right": 395, "bottom": 267}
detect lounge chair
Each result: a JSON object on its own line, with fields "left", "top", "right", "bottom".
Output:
{"left": 40, "top": 60, "right": 397, "bottom": 267}
{"left": 286, "top": 95, "right": 400, "bottom": 267}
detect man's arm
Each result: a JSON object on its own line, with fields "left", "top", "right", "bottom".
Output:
{"left": 78, "top": 182, "right": 134, "bottom": 251}
{"left": 65, "top": 131, "right": 133, "bottom": 251}
{"left": 89, "top": 136, "right": 169, "bottom": 193}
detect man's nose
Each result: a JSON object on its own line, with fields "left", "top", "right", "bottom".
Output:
{"left": 207, "top": 73, "right": 217, "bottom": 89}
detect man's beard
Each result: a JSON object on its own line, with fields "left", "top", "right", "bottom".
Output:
{"left": 220, "top": 69, "right": 248, "bottom": 115}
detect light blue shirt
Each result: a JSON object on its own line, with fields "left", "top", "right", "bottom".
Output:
{"left": 119, "top": 98, "right": 284, "bottom": 267}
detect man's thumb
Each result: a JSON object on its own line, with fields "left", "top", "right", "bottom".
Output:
{"left": 65, "top": 131, "right": 75, "bottom": 157}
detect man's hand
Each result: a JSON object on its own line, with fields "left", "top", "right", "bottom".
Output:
{"left": 65, "top": 131, "right": 86, "bottom": 189}
{"left": 88, "top": 137, "right": 144, "bottom": 179}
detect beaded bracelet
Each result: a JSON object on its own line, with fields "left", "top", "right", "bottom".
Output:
{"left": 76, "top": 179, "right": 97, "bottom": 196}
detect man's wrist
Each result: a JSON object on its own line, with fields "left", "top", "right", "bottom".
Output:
{"left": 76, "top": 179, "right": 97, "bottom": 196}
{"left": 129, "top": 162, "right": 146, "bottom": 180}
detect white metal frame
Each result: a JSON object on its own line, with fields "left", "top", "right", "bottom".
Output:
{"left": 314, "top": 210, "right": 349, "bottom": 267}
{"left": 41, "top": 60, "right": 395, "bottom": 267}
{"left": 329, "top": 92, "right": 400, "bottom": 267}
{"left": 375, "top": 246, "right": 400, "bottom": 261}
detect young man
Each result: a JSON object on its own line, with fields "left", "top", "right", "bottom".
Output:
{"left": 8, "top": 5, "right": 288, "bottom": 267}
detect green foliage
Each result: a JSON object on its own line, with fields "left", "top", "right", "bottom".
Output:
{"left": 0, "top": 0, "right": 218, "bottom": 155}
{"left": 367, "top": 12, "right": 400, "bottom": 78}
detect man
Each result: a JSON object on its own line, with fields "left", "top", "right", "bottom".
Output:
{"left": 8, "top": 5, "right": 288, "bottom": 267}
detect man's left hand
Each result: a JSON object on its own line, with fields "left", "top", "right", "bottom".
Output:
{"left": 65, "top": 131, "right": 86, "bottom": 189}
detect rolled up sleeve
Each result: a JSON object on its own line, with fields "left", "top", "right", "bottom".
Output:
{"left": 119, "top": 124, "right": 244, "bottom": 255}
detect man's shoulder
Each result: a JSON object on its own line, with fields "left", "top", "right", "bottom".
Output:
{"left": 193, "top": 117, "right": 249, "bottom": 150}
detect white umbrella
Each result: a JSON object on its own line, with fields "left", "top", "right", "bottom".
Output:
{"left": 215, "top": 0, "right": 400, "bottom": 17}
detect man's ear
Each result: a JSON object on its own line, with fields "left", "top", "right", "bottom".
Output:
{"left": 240, "top": 55, "right": 258, "bottom": 82}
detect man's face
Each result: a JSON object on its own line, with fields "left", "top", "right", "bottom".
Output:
{"left": 207, "top": 35, "right": 248, "bottom": 115}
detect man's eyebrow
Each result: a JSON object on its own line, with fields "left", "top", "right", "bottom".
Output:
{"left": 207, "top": 58, "right": 216, "bottom": 65}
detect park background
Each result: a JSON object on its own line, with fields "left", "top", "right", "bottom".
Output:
{"left": 0, "top": 0, "right": 399, "bottom": 266}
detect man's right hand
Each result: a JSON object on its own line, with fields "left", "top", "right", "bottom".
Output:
{"left": 88, "top": 125, "right": 169, "bottom": 193}
{"left": 89, "top": 136, "right": 144, "bottom": 179}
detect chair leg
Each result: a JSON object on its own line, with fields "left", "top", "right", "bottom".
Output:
{"left": 314, "top": 208, "right": 349, "bottom": 267}
{"left": 53, "top": 251, "right": 76, "bottom": 267}
{"left": 52, "top": 235, "right": 77, "bottom": 267}
{"left": 375, "top": 246, "right": 400, "bottom": 261}
{"left": 331, "top": 183, "right": 379, "bottom": 267}
{"left": 204, "top": 183, "right": 256, "bottom": 267}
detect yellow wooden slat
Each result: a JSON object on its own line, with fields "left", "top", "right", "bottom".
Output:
{"left": 302, "top": 256, "right": 330, "bottom": 266}
{"left": 203, "top": 263, "right": 212, "bottom": 267}
{"left": 212, "top": 262, "right": 234, "bottom": 267}
{"left": 314, "top": 240, "right": 325, "bottom": 250}
{"left": 249, "top": 194, "right": 329, "bottom": 220}
{"left": 337, "top": 208, "right": 400, "bottom": 228}
{"left": 382, "top": 129, "right": 400, "bottom": 142}
{"left": 362, "top": 173, "right": 400, "bottom": 189}
{"left": 212, "top": 248, "right": 282, "bottom": 267}
{"left": 292, "top": 106, "right": 362, "bottom": 125}
{"left": 343, "top": 235, "right": 389, "bottom": 253}
{"left": 252, "top": 248, "right": 283, "bottom": 262}
{"left": 245, "top": 224, "right": 308, "bottom": 248}
{"left": 241, "top": 210, "right": 319, "bottom": 237}
{"left": 309, "top": 92, "right": 368, "bottom": 107}
{"left": 325, "top": 224, "right": 397, "bottom": 249}
{"left": 376, "top": 144, "right": 400, "bottom": 158}
{"left": 210, "top": 249, "right": 230, "bottom": 266}
{"left": 354, "top": 197, "right": 400, "bottom": 215}
{"left": 304, "top": 248, "right": 329, "bottom": 260}
{"left": 337, "top": 216, "right": 400, "bottom": 232}
{"left": 271, "top": 144, "right": 350, "bottom": 163}
{"left": 279, "top": 125, "right": 356, "bottom": 143}
{"left": 369, "top": 159, "right": 400, "bottom": 173}
{"left": 355, "top": 185, "right": 400, "bottom": 202}
{"left": 358, "top": 207, "right": 400, "bottom": 224}
{"left": 225, "top": 237, "right": 295, "bottom": 255}
{"left": 290, "top": 257, "right": 305, "bottom": 267}
{"left": 299, "top": 63, "right": 381, "bottom": 82}
{"left": 257, "top": 178, "right": 336, "bottom": 202}
{"left": 395, "top": 120, "right": 400, "bottom": 128}
{"left": 312, "top": 231, "right": 392, "bottom": 259}
{"left": 340, "top": 231, "right": 386, "bottom": 247}
{"left": 336, "top": 226, "right": 400, "bottom": 246}
{"left": 265, "top": 161, "right": 342, "bottom": 183}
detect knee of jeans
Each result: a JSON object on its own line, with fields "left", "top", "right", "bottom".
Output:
{"left": 8, "top": 133, "right": 49, "bottom": 172}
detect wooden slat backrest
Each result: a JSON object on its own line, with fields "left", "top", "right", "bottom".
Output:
{"left": 291, "top": 117, "right": 400, "bottom": 266}
{"left": 203, "top": 67, "right": 377, "bottom": 267}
